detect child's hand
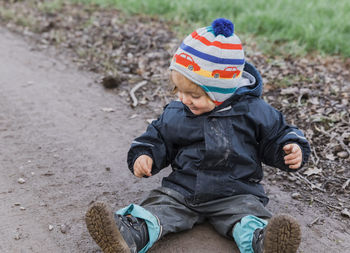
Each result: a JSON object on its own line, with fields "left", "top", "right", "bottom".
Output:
{"left": 133, "top": 155, "right": 153, "bottom": 178}
{"left": 283, "top": 144, "right": 302, "bottom": 169}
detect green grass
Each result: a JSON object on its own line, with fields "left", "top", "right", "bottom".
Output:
{"left": 37, "top": 0, "right": 65, "bottom": 13}
{"left": 73, "top": 0, "right": 350, "bottom": 57}
{"left": 0, "top": 7, "right": 37, "bottom": 28}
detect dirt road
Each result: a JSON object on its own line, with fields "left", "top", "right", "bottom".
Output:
{"left": 0, "top": 27, "right": 349, "bottom": 253}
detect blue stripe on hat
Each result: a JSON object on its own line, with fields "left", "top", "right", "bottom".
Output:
{"left": 180, "top": 42, "right": 245, "bottom": 65}
{"left": 201, "top": 84, "right": 237, "bottom": 94}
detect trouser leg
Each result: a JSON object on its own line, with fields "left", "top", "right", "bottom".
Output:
{"left": 194, "top": 194, "right": 272, "bottom": 238}
{"left": 140, "top": 187, "right": 202, "bottom": 238}
{"left": 204, "top": 194, "right": 271, "bottom": 253}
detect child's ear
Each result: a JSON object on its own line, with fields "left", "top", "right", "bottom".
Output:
{"left": 172, "top": 86, "right": 178, "bottom": 94}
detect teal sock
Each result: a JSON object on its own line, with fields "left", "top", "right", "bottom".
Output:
{"left": 233, "top": 215, "right": 267, "bottom": 253}
{"left": 116, "top": 204, "right": 161, "bottom": 253}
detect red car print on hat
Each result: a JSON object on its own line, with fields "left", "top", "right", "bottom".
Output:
{"left": 212, "top": 66, "right": 240, "bottom": 79}
{"left": 174, "top": 53, "right": 200, "bottom": 71}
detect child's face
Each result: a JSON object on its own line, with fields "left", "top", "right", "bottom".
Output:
{"left": 171, "top": 71, "right": 215, "bottom": 115}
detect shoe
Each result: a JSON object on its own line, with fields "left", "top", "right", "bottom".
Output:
{"left": 252, "top": 214, "right": 301, "bottom": 253}
{"left": 85, "top": 202, "right": 149, "bottom": 253}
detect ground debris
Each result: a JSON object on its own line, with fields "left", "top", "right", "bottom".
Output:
{"left": 102, "top": 75, "right": 122, "bottom": 89}
{"left": 17, "top": 178, "right": 26, "bottom": 184}
{"left": 60, "top": 224, "right": 67, "bottom": 234}
{"left": 130, "top": 81, "right": 148, "bottom": 107}
{"left": 341, "top": 208, "right": 350, "bottom": 218}
{"left": 101, "top": 107, "right": 115, "bottom": 112}
{"left": 291, "top": 192, "right": 301, "bottom": 199}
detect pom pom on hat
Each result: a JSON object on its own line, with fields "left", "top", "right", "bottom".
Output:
{"left": 212, "top": 18, "right": 234, "bottom": 37}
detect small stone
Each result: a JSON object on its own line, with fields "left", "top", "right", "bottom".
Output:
{"left": 105, "top": 167, "right": 111, "bottom": 171}
{"left": 291, "top": 192, "right": 301, "bottom": 199}
{"left": 341, "top": 208, "right": 350, "bottom": 218}
{"left": 14, "top": 232, "right": 22, "bottom": 240}
{"left": 14, "top": 203, "right": 21, "bottom": 206}
{"left": 60, "top": 224, "right": 67, "bottom": 234}
{"left": 337, "top": 151, "right": 349, "bottom": 159}
{"left": 101, "top": 107, "right": 115, "bottom": 112}
{"left": 287, "top": 175, "right": 297, "bottom": 182}
{"left": 48, "top": 225, "right": 54, "bottom": 231}
{"left": 281, "top": 87, "right": 299, "bottom": 95}
{"left": 20, "top": 207, "right": 26, "bottom": 211}
{"left": 17, "top": 178, "right": 26, "bottom": 184}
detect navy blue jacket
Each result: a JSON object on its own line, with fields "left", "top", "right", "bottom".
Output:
{"left": 128, "top": 62, "right": 310, "bottom": 205}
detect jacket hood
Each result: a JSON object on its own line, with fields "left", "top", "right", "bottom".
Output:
{"left": 236, "top": 61, "right": 263, "bottom": 97}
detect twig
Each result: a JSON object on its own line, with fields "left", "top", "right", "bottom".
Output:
{"left": 297, "top": 94, "right": 303, "bottom": 106}
{"left": 340, "top": 112, "right": 350, "bottom": 125}
{"left": 342, "top": 179, "right": 350, "bottom": 190}
{"left": 313, "top": 198, "right": 342, "bottom": 211}
{"left": 150, "top": 86, "right": 161, "bottom": 99}
{"left": 307, "top": 217, "right": 320, "bottom": 227}
{"left": 311, "top": 146, "right": 320, "bottom": 165}
{"left": 314, "top": 125, "right": 350, "bottom": 156}
{"left": 295, "top": 172, "right": 326, "bottom": 192}
{"left": 130, "top": 81, "right": 148, "bottom": 107}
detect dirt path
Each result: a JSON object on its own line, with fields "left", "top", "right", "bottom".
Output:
{"left": 0, "top": 27, "right": 349, "bottom": 253}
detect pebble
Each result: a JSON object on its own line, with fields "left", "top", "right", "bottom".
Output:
{"left": 292, "top": 192, "right": 301, "bottom": 199}
{"left": 101, "top": 107, "right": 115, "bottom": 112}
{"left": 287, "top": 175, "right": 297, "bottom": 182}
{"left": 17, "top": 178, "right": 26, "bottom": 184}
{"left": 129, "top": 114, "right": 138, "bottom": 119}
{"left": 20, "top": 207, "right": 26, "bottom": 211}
{"left": 341, "top": 208, "right": 350, "bottom": 218}
{"left": 14, "top": 232, "right": 22, "bottom": 240}
{"left": 60, "top": 224, "right": 67, "bottom": 234}
{"left": 337, "top": 151, "right": 349, "bottom": 158}
{"left": 48, "top": 225, "right": 54, "bottom": 231}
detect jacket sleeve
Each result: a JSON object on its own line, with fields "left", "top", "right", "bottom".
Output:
{"left": 254, "top": 100, "right": 311, "bottom": 172}
{"left": 127, "top": 112, "right": 173, "bottom": 176}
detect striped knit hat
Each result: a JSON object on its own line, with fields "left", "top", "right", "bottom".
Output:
{"left": 170, "top": 18, "right": 245, "bottom": 105}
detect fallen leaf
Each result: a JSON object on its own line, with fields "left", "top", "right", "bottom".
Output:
{"left": 325, "top": 153, "right": 336, "bottom": 161}
{"left": 303, "top": 167, "right": 322, "bottom": 176}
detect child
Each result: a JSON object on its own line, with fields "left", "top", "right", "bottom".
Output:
{"left": 85, "top": 18, "right": 310, "bottom": 253}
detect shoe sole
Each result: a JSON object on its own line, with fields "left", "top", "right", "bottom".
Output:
{"left": 85, "top": 202, "right": 130, "bottom": 253}
{"left": 263, "top": 214, "right": 301, "bottom": 253}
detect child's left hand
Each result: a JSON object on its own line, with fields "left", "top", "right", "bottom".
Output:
{"left": 283, "top": 144, "right": 302, "bottom": 169}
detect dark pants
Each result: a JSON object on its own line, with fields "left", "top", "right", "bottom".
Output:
{"left": 140, "top": 187, "right": 272, "bottom": 239}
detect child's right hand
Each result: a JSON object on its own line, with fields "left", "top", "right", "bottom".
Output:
{"left": 133, "top": 155, "right": 153, "bottom": 178}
